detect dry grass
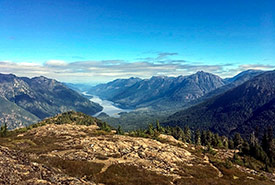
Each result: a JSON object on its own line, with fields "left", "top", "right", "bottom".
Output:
{"left": 37, "top": 157, "right": 104, "bottom": 181}
{"left": 95, "top": 163, "right": 173, "bottom": 185}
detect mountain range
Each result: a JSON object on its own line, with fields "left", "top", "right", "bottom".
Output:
{"left": 1, "top": 69, "right": 272, "bottom": 136}
{"left": 164, "top": 70, "right": 275, "bottom": 138}
{"left": 88, "top": 71, "right": 227, "bottom": 110}
{"left": 0, "top": 73, "right": 102, "bottom": 129}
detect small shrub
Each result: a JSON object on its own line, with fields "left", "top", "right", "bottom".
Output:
{"left": 224, "top": 159, "right": 233, "bottom": 169}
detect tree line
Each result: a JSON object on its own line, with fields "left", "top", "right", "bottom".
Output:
{"left": 0, "top": 123, "right": 7, "bottom": 137}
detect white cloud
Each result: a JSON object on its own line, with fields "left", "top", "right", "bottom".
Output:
{"left": 45, "top": 60, "right": 67, "bottom": 67}
{"left": 0, "top": 59, "right": 274, "bottom": 83}
{"left": 240, "top": 64, "right": 275, "bottom": 70}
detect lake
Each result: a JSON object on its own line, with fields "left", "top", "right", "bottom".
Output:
{"left": 83, "top": 92, "right": 132, "bottom": 117}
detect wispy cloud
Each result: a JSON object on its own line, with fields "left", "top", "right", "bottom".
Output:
{"left": 239, "top": 64, "right": 275, "bottom": 70}
{"left": 214, "top": 64, "right": 275, "bottom": 78}
{"left": 0, "top": 56, "right": 274, "bottom": 83}
{"left": 137, "top": 52, "right": 179, "bottom": 62}
{"left": 157, "top": 52, "right": 178, "bottom": 59}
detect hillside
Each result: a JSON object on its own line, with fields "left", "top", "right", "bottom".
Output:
{"left": 0, "top": 96, "right": 40, "bottom": 129}
{"left": 88, "top": 77, "right": 142, "bottom": 100}
{"left": 164, "top": 70, "right": 275, "bottom": 138}
{"left": 0, "top": 112, "right": 274, "bottom": 185}
{"left": 89, "top": 71, "right": 226, "bottom": 110}
{"left": 0, "top": 73, "right": 102, "bottom": 129}
{"left": 224, "top": 69, "right": 264, "bottom": 83}
{"left": 189, "top": 70, "right": 264, "bottom": 106}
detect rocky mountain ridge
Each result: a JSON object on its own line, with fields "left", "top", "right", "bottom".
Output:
{"left": 0, "top": 73, "right": 102, "bottom": 129}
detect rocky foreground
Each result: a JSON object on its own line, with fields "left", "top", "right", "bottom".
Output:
{"left": 0, "top": 123, "right": 275, "bottom": 185}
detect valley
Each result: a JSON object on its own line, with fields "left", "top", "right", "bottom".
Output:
{"left": 83, "top": 92, "right": 132, "bottom": 118}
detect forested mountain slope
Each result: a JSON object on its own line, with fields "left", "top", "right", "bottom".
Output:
{"left": 164, "top": 70, "right": 275, "bottom": 138}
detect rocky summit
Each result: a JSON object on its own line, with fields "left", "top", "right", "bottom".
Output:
{"left": 0, "top": 114, "right": 274, "bottom": 185}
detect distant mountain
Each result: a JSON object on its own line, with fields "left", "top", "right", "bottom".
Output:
{"left": 88, "top": 77, "right": 142, "bottom": 100}
{"left": 224, "top": 69, "right": 264, "bottom": 83}
{"left": 64, "top": 83, "right": 95, "bottom": 93}
{"left": 88, "top": 71, "right": 226, "bottom": 110}
{"left": 0, "top": 73, "right": 103, "bottom": 129}
{"left": 110, "top": 76, "right": 177, "bottom": 109}
{"left": 163, "top": 70, "right": 275, "bottom": 138}
{"left": 189, "top": 70, "right": 264, "bottom": 105}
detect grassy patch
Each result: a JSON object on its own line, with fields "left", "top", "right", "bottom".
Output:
{"left": 38, "top": 157, "right": 104, "bottom": 181}
{"left": 95, "top": 163, "right": 173, "bottom": 185}
{"left": 177, "top": 163, "right": 218, "bottom": 179}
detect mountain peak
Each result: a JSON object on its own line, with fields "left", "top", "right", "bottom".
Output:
{"left": 195, "top": 70, "right": 206, "bottom": 74}
{"left": 194, "top": 71, "right": 219, "bottom": 77}
{"left": 0, "top": 73, "right": 17, "bottom": 81}
{"left": 150, "top": 75, "right": 169, "bottom": 80}
{"left": 0, "top": 73, "right": 16, "bottom": 77}
{"left": 32, "top": 76, "right": 55, "bottom": 82}
{"left": 165, "top": 70, "right": 275, "bottom": 138}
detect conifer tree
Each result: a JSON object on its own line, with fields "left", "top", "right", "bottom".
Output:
{"left": 249, "top": 132, "right": 257, "bottom": 147}
{"left": 201, "top": 130, "right": 207, "bottom": 146}
{"left": 194, "top": 129, "right": 201, "bottom": 145}
{"left": 165, "top": 126, "right": 172, "bottom": 135}
{"left": 184, "top": 126, "right": 191, "bottom": 143}
{"left": 156, "top": 120, "right": 165, "bottom": 133}
{"left": 172, "top": 126, "right": 184, "bottom": 141}
{"left": 206, "top": 130, "right": 213, "bottom": 146}
{"left": 147, "top": 123, "right": 154, "bottom": 136}
{"left": 116, "top": 125, "right": 124, "bottom": 135}
{"left": 241, "top": 141, "right": 250, "bottom": 155}
{"left": 0, "top": 123, "right": 7, "bottom": 137}
{"left": 228, "top": 139, "right": 234, "bottom": 149}
{"left": 4, "top": 123, "right": 7, "bottom": 136}
{"left": 262, "top": 126, "right": 275, "bottom": 164}
{"left": 222, "top": 136, "right": 228, "bottom": 149}
{"left": 233, "top": 133, "right": 243, "bottom": 149}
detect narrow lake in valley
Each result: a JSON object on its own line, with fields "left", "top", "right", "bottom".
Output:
{"left": 83, "top": 92, "right": 132, "bottom": 117}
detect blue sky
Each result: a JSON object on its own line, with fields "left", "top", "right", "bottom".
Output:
{"left": 0, "top": 0, "right": 274, "bottom": 83}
